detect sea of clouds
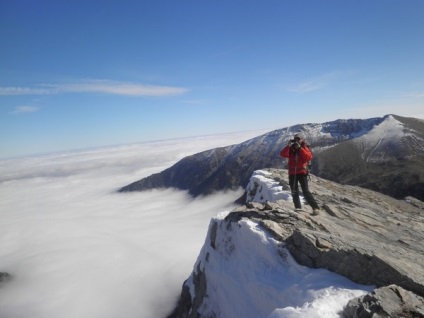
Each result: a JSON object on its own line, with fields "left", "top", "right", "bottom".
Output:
{"left": 0, "top": 131, "right": 267, "bottom": 318}
{"left": 0, "top": 130, "right": 372, "bottom": 318}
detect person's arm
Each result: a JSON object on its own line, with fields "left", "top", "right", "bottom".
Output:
{"left": 299, "top": 145, "right": 312, "bottom": 161}
{"left": 280, "top": 145, "right": 291, "bottom": 158}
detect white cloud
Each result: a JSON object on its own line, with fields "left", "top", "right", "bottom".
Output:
{"left": 0, "top": 87, "right": 50, "bottom": 95}
{"left": 0, "top": 132, "right": 265, "bottom": 318}
{"left": 0, "top": 80, "right": 188, "bottom": 97}
{"left": 10, "top": 106, "right": 40, "bottom": 114}
{"left": 287, "top": 71, "right": 352, "bottom": 93}
{"left": 46, "top": 80, "right": 188, "bottom": 96}
{"left": 0, "top": 128, "right": 390, "bottom": 318}
{"left": 182, "top": 99, "right": 209, "bottom": 105}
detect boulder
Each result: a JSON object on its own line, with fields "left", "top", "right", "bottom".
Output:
{"left": 342, "top": 285, "right": 424, "bottom": 318}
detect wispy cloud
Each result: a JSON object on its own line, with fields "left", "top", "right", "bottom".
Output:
{"left": 10, "top": 106, "right": 40, "bottom": 114}
{"left": 287, "top": 71, "right": 352, "bottom": 93}
{"left": 0, "top": 87, "right": 51, "bottom": 95}
{"left": 182, "top": 99, "right": 209, "bottom": 105}
{"left": 0, "top": 80, "right": 188, "bottom": 97}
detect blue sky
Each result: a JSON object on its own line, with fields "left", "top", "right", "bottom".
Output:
{"left": 1, "top": 0, "right": 424, "bottom": 158}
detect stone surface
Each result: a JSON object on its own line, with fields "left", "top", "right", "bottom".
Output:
{"left": 342, "top": 285, "right": 424, "bottom": 318}
{"left": 246, "top": 169, "right": 424, "bottom": 296}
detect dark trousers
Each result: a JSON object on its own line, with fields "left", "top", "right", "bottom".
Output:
{"left": 289, "top": 174, "right": 319, "bottom": 210}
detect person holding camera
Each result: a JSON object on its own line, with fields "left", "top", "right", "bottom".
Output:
{"left": 280, "top": 133, "right": 320, "bottom": 215}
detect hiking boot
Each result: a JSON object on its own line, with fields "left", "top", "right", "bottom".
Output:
{"left": 312, "top": 208, "right": 320, "bottom": 216}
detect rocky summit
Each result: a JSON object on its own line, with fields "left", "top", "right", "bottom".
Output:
{"left": 168, "top": 169, "right": 424, "bottom": 318}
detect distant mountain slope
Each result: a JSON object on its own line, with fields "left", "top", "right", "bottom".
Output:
{"left": 119, "top": 114, "right": 424, "bottom": 201}
{"left": 314, "top": 115, "right": 424, "bottom": 199}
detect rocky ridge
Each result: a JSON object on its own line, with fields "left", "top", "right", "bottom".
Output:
{"left": 169, "top": 169, "right": 424, "bottom": 317}
{"left": 120, "top": 115, "right": 424, "bottom": 201}
{"left": 119, "top": 117, "right": 384, "bottom": 196}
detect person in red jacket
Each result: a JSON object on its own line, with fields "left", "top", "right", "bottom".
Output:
{"left": 280, "top": 133, "right": 320, "bottom": 215}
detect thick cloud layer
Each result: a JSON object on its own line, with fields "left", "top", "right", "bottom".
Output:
{"left": 0, "top": 132, "right": 264, "bottom": 318}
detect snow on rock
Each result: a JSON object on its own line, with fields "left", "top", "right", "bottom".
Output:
{"left": 353, "top": 114, "right": 417, "bottom": 162}
{"left": 245, "top": 170, "right": 293, "bottom": 204}
{"left": 245, "top": 170, "right": 308, "bottom": 208}
{"left": 186, "top": 213, "right": 373, "bottom": 318}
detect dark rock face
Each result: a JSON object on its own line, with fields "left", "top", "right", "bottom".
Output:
{"left": 120, "top": 146, "right": 244, "bottom": 196}
{"left": 119, "top": 115, "right": 424, "bottom": 201}
{"left": 167, "top": 264, "right": 207, "bottom": 318}
{"left": 169, "top": 169, "right": 424, "bottom": 317}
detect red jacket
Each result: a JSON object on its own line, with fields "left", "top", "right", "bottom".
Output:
{"left": 280, "top": 143, "right": 312, "bottom": 175}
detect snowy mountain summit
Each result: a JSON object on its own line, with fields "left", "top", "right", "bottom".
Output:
{"left": 120, "top": 114, "right": 424, "bottom": 201}
{"left": 168, "top": 169, "right": 424, "bottom": 318}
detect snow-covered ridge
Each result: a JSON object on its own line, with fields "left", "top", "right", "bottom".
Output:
{"left": 245, "top": 170, "right": 292, "bottom": 203}
{"left": 353, "top": 114, "right": 424, "bottom": 162}
{"left": 121, "top": 114, "right": 423, "bottom": 200}
{"left": 240, "top": 117, "right": 383, "bottom": 151}
{"left": 185, "top": 216, "right": 371, "bottom": 318}
{"left": 182, "top": 171, "right": 373, "bottom": 318}
{"left": 170, "top": 168, "right": 424, "bottom": 317}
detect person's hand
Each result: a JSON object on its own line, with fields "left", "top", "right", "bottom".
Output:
{"left": 288, "top": 140, "right": 293, "bottom": 146}
{"left": 294, "top": 142, "right": 301, "bottom": 149}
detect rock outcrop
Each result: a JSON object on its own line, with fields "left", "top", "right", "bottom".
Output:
{"left": 168, "top": 169, "right": 424, "bottom": 317}
{"left": 343, "top": 285, "right": 424, "bottom": 318}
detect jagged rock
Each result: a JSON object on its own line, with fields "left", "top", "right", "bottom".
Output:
{"left": 169, "top": 169, "right": 424, "bottom": 317}
{"left": 167, "top": 263, "right": 208, "bottom": 318}
{"left": 316, "top": 237, "right": 332, "bottom": 249}
{"left": 342, "top": 285, "right": 424, "bottom": 318}
{"left": 263, "top": 201, "right": 281, "bottom": 211}
{"left": 259, "top": 169, "right": 424, "bottom": 295}
{"left": 246, "top": 201, "right": 264, "bottom": 210}
{"left": 404, "top": 196, "right": 424, "bottom": 210}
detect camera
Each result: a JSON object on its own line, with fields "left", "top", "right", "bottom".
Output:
{"left": 290, "top": 139, "right": 296, "bottom": 143}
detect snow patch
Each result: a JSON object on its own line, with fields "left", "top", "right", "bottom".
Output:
{"left": 189, "top": 217, "right": 373, "bottom": 318}
{"left": 351, "top": 115, "right": 412, "bottom": 162}
{"left": 366, "top": 115, "right": 405, "bottom": 143}
{"left": 245, "top": 170, "right": 293, "bottom": 203}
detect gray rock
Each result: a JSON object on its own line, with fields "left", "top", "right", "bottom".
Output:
{"left": 263, "top": 169, "right": 424, "bottom": 296}
{"left": 404, "top": 196, "right": 424, "bottom": 210}
{"left": 246, "top": 201, "right": 264, "bottom": 210}
{"left": 342, "top": 285, "right": 424, "bottom": 318}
